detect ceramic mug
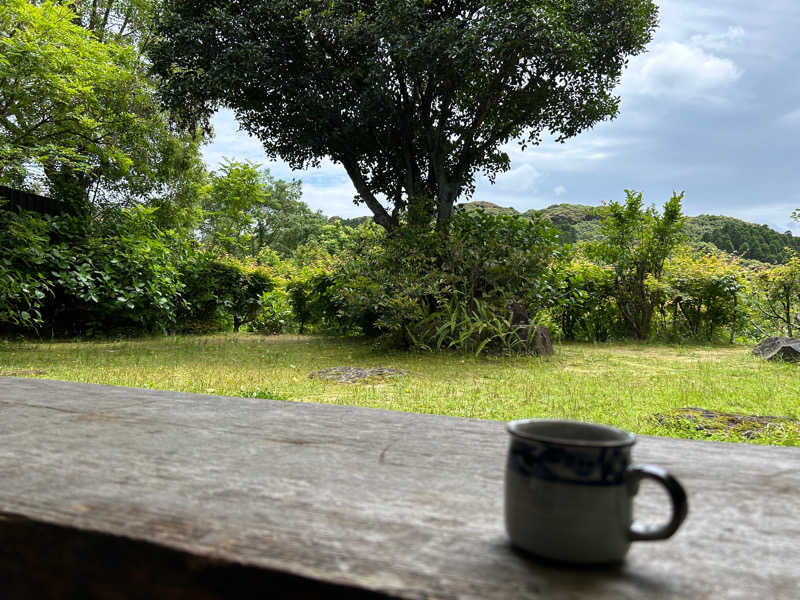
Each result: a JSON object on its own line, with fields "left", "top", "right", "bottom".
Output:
{"left": 505, "top": 419, "right": 688, "bottom": 564}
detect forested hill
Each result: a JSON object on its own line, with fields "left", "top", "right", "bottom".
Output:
{"left": 455, "top": 201, "right": 800, "bottom": 264}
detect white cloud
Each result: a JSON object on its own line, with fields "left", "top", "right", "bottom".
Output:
{"left": 491, "top": 164, "right": 542, "bottom": 193}
{"left": 621, "top": 41, "right": 742, "bottom": 101}
{"left": 517, "top": 135, "right": 629, "bottom": 171}
{"left": 554, "top": 185, "right": 567, "bottom": 197}
{"left": 300, "top": 180, "right": 365, "bottom": 218}
{"left": 690, "top": 26, "right": 745, "bottom": 51}
{"left": 780, "top": 107, "right": 800, "bottom": 125}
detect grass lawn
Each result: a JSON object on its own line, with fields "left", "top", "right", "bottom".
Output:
{"left": 1, "top": 333, "right": 798, "bottom": 446}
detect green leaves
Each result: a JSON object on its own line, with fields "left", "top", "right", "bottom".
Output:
{"left": 659, "top": 246, "right": 745, "bottom": 341}
{"left": 0, "top": 0, "right": 205, "bottom": 210}
{"left": 199, "top": 159, "right": 326, "bottom": 259}
{"left": 590, "top": 190, "right": 686, "bottom": 339}
{"left": 752, "top": 251, "right": 800, "bottom": 337}
{"left": 313, "top": 208, "right": 559, "bottom": 352}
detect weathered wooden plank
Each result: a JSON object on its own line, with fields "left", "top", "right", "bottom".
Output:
{"left": 1, "top": 376, "right": 799, "bottom": 599}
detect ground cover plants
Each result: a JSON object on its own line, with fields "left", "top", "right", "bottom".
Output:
{"left": 1, "top": 333, "right": 797, "bottom": 447}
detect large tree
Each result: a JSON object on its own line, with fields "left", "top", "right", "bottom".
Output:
{"left": 0, "top": 0, "right": 204, "bottom": 213}
{"left": 152, "top": 0, "right": 658, "bottom": 231}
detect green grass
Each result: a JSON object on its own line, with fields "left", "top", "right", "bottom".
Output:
{"left": 1, "top": 334, "right": 798, "bottom": 446}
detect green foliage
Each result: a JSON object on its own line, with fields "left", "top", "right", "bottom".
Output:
{"left": 655, "top": 247, "right": 745, "bottom": 341}
{"left": 696, "top": 218, "right": 800, "bottom": 264}
{"left": 458, "top": 201, "right": 520, "bottom": 217}
{"left": 321, "top": 210, "right": 559, "bottom": 354}
{"left": 408, "top": 293, "right": 535, "bottom": 357}
{"left": 0, "top": 204, "right": 195, "bottom": 336}
{"left": 551, "top": 250, "right": 619, "bottom": 342}
{"left": 530, "top": 203, "right": 602, "bottom": 245}
{"left": 78, "top": 207, "right": 192, "bottom": 334}
{"left": 0, "top": 205, "right": 59, "bottom": 328}
{"left": 153, "top": 0, "right": 658, "bottom": 232}
{"left": 520, "top": 202, "right": 800, "bottom": 265}
{"left": 182, "top": 257, "right": 275, "bottom": 333}
{"left": 0, "top": 0, "right": 205, "bottom": 210}
{"left": 591, "top": 190, "right": 686, "bottom": 339}
{"left": 250, "top": 289, "right": 294, "bottom": 335}
{"left": 200, "top": 159, "right": 326, "bottom": 259}
{"left": 199, "top": 160, "right": 269, "bottom": 258}
{"left": 444, "top": 210, "right": 557, "bottom": 304}
{"left": 750, "top": 252, "right": 800, "bottom": 337}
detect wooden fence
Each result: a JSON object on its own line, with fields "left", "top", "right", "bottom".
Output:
{"left": 0, "top": 186, "right": 62, "bottom": 215}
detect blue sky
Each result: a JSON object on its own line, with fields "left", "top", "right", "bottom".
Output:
{"left": 202, "top": 0, "right": 800, "bottom": 233}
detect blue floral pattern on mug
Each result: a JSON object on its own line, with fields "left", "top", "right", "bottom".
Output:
{"left": 508, "top": 438, "right": 631, "bottom": 485}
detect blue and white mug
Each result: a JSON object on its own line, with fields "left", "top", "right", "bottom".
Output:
{"left": 505, "top": 419, "right": 688, "bottom": 564}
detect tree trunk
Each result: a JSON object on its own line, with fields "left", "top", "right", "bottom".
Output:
{"left": 786, "top": 294, "right": 792, "bottom": 337}
{"left": 435, "top": 186, "right": 456, "bottom": 231}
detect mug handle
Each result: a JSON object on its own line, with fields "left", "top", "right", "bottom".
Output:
{"left": 626, "top": 465, "right": 689, "bottom": 541}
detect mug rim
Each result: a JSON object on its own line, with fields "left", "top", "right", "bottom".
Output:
{"left": 507, "top": 419, "right": 636, "bottom": 448}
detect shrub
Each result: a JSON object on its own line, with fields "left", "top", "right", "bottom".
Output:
{"left": 79, "top": 207, "right": 192, "bottom": 334}
{"left": 324, "top": 209, "right": 560, "bottom": 353}
{"left": 655, "top": 247, "right": 745, "bottom": 341}
{"left": 749, "top": 251, "right": 800, "bottom": 337}
{"left": 1, "top": 204, "right": 223, "bottom": 336}
{"left": 0, "top": 206, "right": 61, "bottom": 330}
{"left": 551, "top": 250, "right": 620, "bottom": 341}
{"left": 181, "top": 256, "right": 275, "bottom": 332}
{"left": 590, "top": 190, "right": 685, "bottom": 339}
{"left": 250, "top": 288, "right": 294, "bottom": 334}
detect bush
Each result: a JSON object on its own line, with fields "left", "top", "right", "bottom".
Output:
{"left": 79, "top": 207, "right": 192, "bottom": 334}
{"left": 551, "top": 250, "right": 620, "bottom": 342}
{"left": 181, "top": 256, "right": 275, "bottom": 333}
{"left": 590, "top": 190, "right": 685, "bottom": 339}
{"left": 250, "top": 288, "right": 294, "bottom": 334}
{"left": 1, "top": 205, "right": 194, "bottom": 335}
{"left": 655, "top": 247, "right": 744, "bottom": 341}
{"left": 749, "top": 251, "right": 800, "bottom": 338}
{"left": 0, "top": 206, "right": 62, "bottom": 330}
{"left": 0, "top": 204, "right": 261, "bottom": 337}
{"left": 322, "top": 209, "right": 560, "bottom": 353}
{"left": 406, "top": 292, "right": 536, "bottom": 356}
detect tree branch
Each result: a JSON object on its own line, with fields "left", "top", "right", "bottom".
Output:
{"left": 338, "top": 155, "right": 396, "bottom": 231}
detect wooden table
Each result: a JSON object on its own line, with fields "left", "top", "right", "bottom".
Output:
{"left": 1, "top": 377, "right": 798, "bottom": 599}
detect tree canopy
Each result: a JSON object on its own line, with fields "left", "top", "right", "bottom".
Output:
{"left": 151, "top": 0, "right": 658, "bottom": 231}
{"left": 0, "top": 0, "right": 204, "bottom": 211}
{"left": 199, "top": 160, "right": 327, "bottom": 259}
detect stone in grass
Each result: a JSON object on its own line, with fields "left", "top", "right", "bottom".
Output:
{"left": 752, "top": 337, "right": 800, "bottom": 362}
{"left": 532, "top": 326, "right": 554, "bottom": 357}
{"left": 655, "top": 407, "right": 800, "bottom": 440}
{"left": 309, "top": 367, "right": 408, "bottom": 383}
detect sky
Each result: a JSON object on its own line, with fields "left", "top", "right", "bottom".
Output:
{"left": 202, "top": 0, "right": 800, "bottom": 233}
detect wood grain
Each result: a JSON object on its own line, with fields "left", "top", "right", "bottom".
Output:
{"left": 1, "top": 377, "right": 799, "bottom": 599}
